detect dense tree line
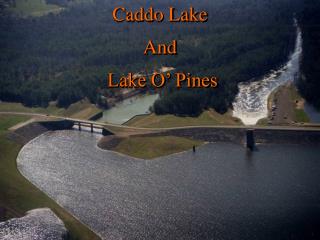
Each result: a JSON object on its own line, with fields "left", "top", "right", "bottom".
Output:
{"left": 0, "top": 0, "right": 301, "bottom": 113}
{"left": 297, "top": 0, "right": 320, "bottom": 110}
{"left": 153, "top": 0, "right": 301, "bottom": 115}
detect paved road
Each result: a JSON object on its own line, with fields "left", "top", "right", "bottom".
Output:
{"left": 1, "top": 111, "right": 320, "bottom": 132}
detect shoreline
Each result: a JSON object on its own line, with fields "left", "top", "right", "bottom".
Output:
{"left": 0, "top": 114, "right": 101, "bottom": 240}
{"left": 258, "top": 82, "right": 310, "bottom": 126}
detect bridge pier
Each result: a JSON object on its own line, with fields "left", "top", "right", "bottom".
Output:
{"left": 91, "top": 123, "right": 93, "bottom": 133}
{"left": 78, "top": 122, "right": 81, "bottom": 131}
{"left": 246, "top": 129, "right": 255, "bottom": 151}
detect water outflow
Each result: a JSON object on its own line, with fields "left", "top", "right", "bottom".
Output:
{"left": 232, "top": 19, "right": 302, "bottom": 125}
{"left": 0, "top": 208, "right": 67, "bottom": 240}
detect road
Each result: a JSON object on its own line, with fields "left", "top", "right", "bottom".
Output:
{"left": 1, "top": 111, "right": 320, "bottom": 132}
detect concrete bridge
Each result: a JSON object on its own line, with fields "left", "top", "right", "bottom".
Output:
{"left": 73, "top": 120, "right": 104, "bottom": 133}
{"left": 1, "top": 111, "right": 320, "bottom": 149}
{"left": 59, "top": 117, "right": 320, "bottom": 149}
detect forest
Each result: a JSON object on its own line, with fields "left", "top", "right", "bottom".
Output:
{"left": 297, "top": 0, "right": 320, "bottom": 110}
{"left": 0, "top": 0, "right": 304, "bottom": 115}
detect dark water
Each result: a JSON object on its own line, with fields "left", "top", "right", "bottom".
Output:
{"left": 305, "top": 103, "right": 320, "bottom": 123}
{"left": 17, "top": 131, "right": 320, "bottom": 240}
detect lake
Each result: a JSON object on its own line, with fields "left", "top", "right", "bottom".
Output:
{"left": 99, "top": 94, "right": 159, "bottom": 124}
{"left": 17, "top": 130, "right": 320, "bottom": 240}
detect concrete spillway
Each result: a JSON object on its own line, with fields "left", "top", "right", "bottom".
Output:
{"left": 232, "top": 19, "right": 302, "bottom": 125}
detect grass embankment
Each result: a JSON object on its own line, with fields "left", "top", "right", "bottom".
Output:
{"left": 11, "top": 0, "right": 63, "bottom": 17}
{"left": 257, "top": 88, "right": 277, "bottom": 125}
{"left": 0, "top": 115, "right": 100, "bottom": 240}
{"left": 111, "top": 136, "right": 203, "bottom": 159}
{"left": 0, "top": 100, "right": 101, "bottom": 120}
{"left": 125, "top": 109, "right": 241, "bottom": 128}
{"left": 289, "top": 86, "right": 310, "bottom": 123}
{"left": 258, "top": 84, "right": 309, "bottom": 125}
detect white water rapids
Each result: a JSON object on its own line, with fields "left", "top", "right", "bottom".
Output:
{"left": 232, "top": 20, "right": 302, "bottom": 125}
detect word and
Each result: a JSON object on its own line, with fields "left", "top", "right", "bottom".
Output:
{"left": 112, "top": 7, "right": 208, "bottom": 23}
{"left": 107, "top": 72, "right": 218, "bottom": 89}
{"left": 144, "top": 40, "right": 177, "bottom": 55}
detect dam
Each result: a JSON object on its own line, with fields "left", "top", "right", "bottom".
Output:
{"left": 16, "top": 129, "right": 320, "bottom": 240}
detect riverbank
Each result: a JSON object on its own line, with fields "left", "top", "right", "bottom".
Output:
{"left": 98, "top": 135, "right": 203, "bottom": 159}
{"left": 258, "top": 83, "right": 310, "bottom": 125}
{"left": 131, "top": 126, "right": 320, "bottom": 145}
{"left": 0, "top": 114, "right": 100, "bottom": 240}
{"left": 0, "top": 99, "right": 102, "bottom": 120}
{"left": 2, "top": 112, "right": 320, "bottom": 240}
{"left": 125, "top": 109, "right": 242, "bottom": 128}
{"left": 16, "top": 130, "right": 320, "bottom": 240}
{"left": 232, "top": 19, "right": 302, "bottom": 125}
{"left": 98, "top": 124, "right": 320, "bottom": 160}
{"left": 7, "top": 120, "right": 74, "bottom": 145}
{"left": 99, "top": 94, "right": 159, "bottom": 124}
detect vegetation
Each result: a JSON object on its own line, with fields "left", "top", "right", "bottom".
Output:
{"left": 0, "top": 99, "right": 101, "bottom": 119}
{"left": 258, "top": 83, "right": 309, "bottom": 125}
{"left": 294, "top": 109, "right": 310, "bottom": 122}
{"left": 298, "top": 0, "right": 320, "bottom": 110}
{"left": 10, "top": 0, "right": 62, "bottom": 17}
{"left": 0, "top": 114, "right": 100, "bottom": 239}
{"left": 289, "top": 85, "right": 310, "bottom": 123}
{"left": 0, "top": 0, "right": 302, "bottom": 115}
{"left": 126, "top": 110, "right": 241, "bottom": 128}
{"left": 0, "top": 115, "right": 30, "bottom": 132}
{"left": 113, "top": 136, "right": 203, "bottom": 159}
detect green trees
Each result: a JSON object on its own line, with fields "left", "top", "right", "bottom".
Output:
{"left": 154, "top": 91, "right": 202, "bottom": 116}
{"left": 298, "top": 0, "right": 320, "bottom": 110}
{"left": 0, "top": 0, "right": 302, "bottom": 113}
{"left": 155, "top": 22, "right": 297, "bottom": 115}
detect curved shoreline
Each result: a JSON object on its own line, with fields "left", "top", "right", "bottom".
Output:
{"left": 15, "top": 131, "right": 104, "bottom": 240}
{"left": 15, "top": 130, "right": 320, "bottom": 240}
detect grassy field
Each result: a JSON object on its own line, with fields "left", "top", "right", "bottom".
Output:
{"left": 0, "top": 114, "right": 100, "bottom": 240}
{"left": 258, "top": 84, "right": 310, "bottom": 125}
{"left": 113, "top": 136, "right": 203, "bottom": 159}
{"left": 294, "top": 109, "right": 310, "bottom": 123}
{"left": 0, "top": 100, "right": 101, "bottom": 120}
{"left": 289, "top": 85, "right": 310, "bottom": 123}
{"left": 0, "top": 115, "right": 30, "bottom": 133}
{"left": 11, "top": 0, "right": 63, "bottom": 17}
{"left": 125, "top": 110, "right": 241, "bottom": 128}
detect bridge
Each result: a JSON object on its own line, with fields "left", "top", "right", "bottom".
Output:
{"left": 1, "top": 111, "right": 320, "bottom": 149}
{"left": 73, "top": 120, "right": 104, "bottom": 132}
{"left": 2, "top": 111, "right": 320, "bottom": 130}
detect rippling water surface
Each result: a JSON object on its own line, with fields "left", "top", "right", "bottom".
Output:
{"left": 17, "top": 130, "right": 320, "bottom": 240}
{"left": 99, "top": 94, "right": 159, "bottom": 124}
{"left": 233, "top": 20, "right": 302, "bottom": 125}
{"left": 0, "top": 208, "right": 67, "bottom": 240}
